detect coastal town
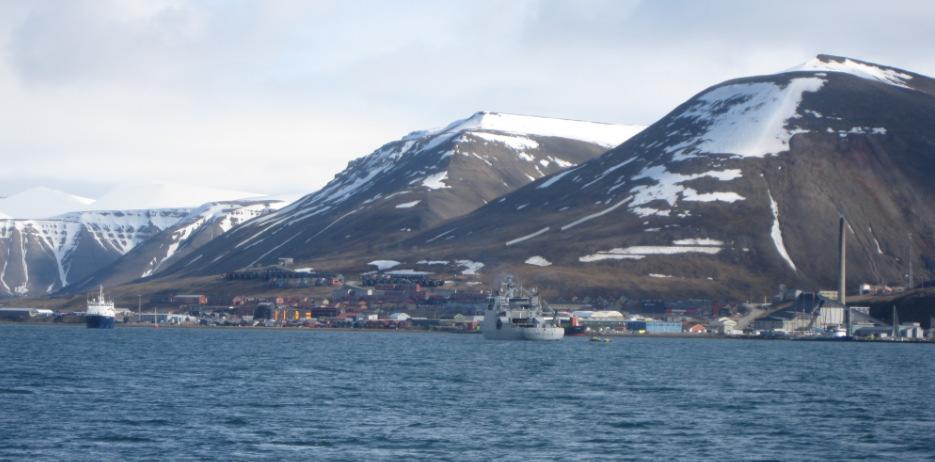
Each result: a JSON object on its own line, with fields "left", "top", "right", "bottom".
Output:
{"left": 3, "top": 257, "right": 932, "bottom": 342}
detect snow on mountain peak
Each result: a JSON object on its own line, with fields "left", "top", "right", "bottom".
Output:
{"left": 660, "top": 55, "right": 922, "bottom": 162}
{"left": 788, "top": 54, "right": 913, "bottom": 89}
{"left": 274, "top": 112, "right": 642, "bottom": 221}
{"left": 0, "top": 186, "right": 95, "bottom": 219}
{"left": 433, "top": 111, "right": 643, "bottom": 148}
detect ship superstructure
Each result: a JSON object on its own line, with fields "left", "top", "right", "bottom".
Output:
{"left": 482, "top": 277, "right": 564, "bottom": 341}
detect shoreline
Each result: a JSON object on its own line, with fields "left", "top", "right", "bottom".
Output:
{"left": 2, "top": 321, "right": 932, "bottom": 343}
{"left": 0, "top": 321, "right": 455, "bottom": 335}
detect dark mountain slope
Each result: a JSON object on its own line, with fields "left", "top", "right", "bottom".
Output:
{"left": 384, "top": 55, "right": 935, "bottom": 299}
{"left": 161, "top": 112, "right": 643, "bottom": 276}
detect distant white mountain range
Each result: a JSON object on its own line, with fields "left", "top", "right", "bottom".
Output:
{"left": 0, "top": 183, "right": 263, "bottom": 219}
{"left": 0, "top": 187, "right": 95, "bottom": 219}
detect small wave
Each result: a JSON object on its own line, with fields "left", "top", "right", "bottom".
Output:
{"left": 257, "top": 440, "right": 335, "bottom": 451}
{"left": 87, "top": 435, "right": 158, "bottom": 444}
{"left": 607, "top": 420, "right": 659, "bottom": 429}
{"left": 0, "top": 388, "right": 34, "bottom": 395}
{"left": 223, "top": 416, "right": 250, "bottom": 426}
{"left": 283, "top": 367, "right": 323, "bottom": 374}
{"left": 111, "top": 418, "right": 172, "bottom": 427}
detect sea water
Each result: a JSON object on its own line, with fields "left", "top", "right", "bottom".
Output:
{"left": 1, "top": 325, "right": 933, "bottom": 461}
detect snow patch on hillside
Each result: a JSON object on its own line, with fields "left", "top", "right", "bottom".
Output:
{"left": 673, "top": 238, "right": 724, "bottom": 246}
{"left": 421, "top": 171, "right": 450, "bottom": 190}
{"left": 579, "top": 244, "right": 722, "bottom": 263}
{"left": 767, "top": 189, "right": 797, "bottom": 271}
{"left": 369, "top": 260, "right": 401, "bottom": 271}
{"left": 668, "top": 78, "right": 825, "bottom": 160}
{"left": 869, "top": 226, "right": 884, "bottom": 255}
{"left": 579, "top": 251, "right": 644, "bottom": 262}
{"left": 632, "top": 207, "right": 670, "bottom": 217}
{"left": 683, "top": 191, "right": 746, "bottom": 203}
{"left": 456, "top": 259, "right": 484, "bottom": 275}
{"left": 425, "top": 229, "right": 455, "bottom": 243}
{"left": 417, "top": 260, "right": 449, "bottom": 265}
{"left": 525, "top": 256, "right": 552, "bottom": 267}
{"left": 832, "top": 126, "right": 888, "bottom": 137}
{"left": 626, "top": 166, "right": 745, "bottom": 215}
{"left": 395, "top": 200, "right": 421, "bottom": 209}
{"left": 472, "top": 132, "right": 539, "bottom": 150}
{"left": 506, "top": 227, "right": 550, "bottom": 246}
{"left": 537, "top": 168, "right": 578, "bottom": 189}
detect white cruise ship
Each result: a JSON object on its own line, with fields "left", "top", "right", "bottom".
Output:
{"left": 86, "top": 286, "right": 116, "bottom": 329}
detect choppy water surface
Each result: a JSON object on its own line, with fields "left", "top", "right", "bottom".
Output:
{"left": 1, "top": 325, "right": 933, "bottom": 461}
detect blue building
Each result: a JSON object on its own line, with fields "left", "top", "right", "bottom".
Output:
{"left": 626, "top": 320, "right": 682, "bottom": 334}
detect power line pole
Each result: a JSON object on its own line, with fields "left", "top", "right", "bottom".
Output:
{"left": 839, "top": 217, "right": 846, "bottom": 306}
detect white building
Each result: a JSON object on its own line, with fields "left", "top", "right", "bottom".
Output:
{"left": 718, "top": 317, "right": 741, "bottom": 336}
{"left": 817, "top": 306, "right": 844, "bottom": 327}
{"left": 388, "top": 312, "right": 411, "bottom": 321}
{"left": 898, "top": 323, "right": 925, "bottom": 339}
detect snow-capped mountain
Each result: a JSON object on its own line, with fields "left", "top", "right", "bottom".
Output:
{"left": 388, "top": 55, "right": 935, "bottom": 298}
{"left": 0, "top": 209, "right": 189, "bottom": 296}
{"left": 161, "top": 112, "right": 644, "bottom": 275}
{"left": 0, "top": 187, "right": 95, "bottom": 219}
{"left": 67, "top": 199, "right": 287, "bottom": 291}
{"left": 0, "top": 183, "right": 261, "bottom": 220}
{"left": 0, "top": 198, "right": 290, "bottom": 297}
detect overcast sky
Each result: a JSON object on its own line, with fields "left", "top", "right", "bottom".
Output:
{"left": 1, "top": 0, "right": 933, "bottom": 197}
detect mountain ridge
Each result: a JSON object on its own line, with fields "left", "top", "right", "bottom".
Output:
{"left": 359, "top": 54, "right": 935, "bottom": 299}
{"left": 155, "top": 112, "right": 645, "bottom": 278}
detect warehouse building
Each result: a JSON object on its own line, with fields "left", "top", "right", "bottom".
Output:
{"left": 0, "top": 307, "right": 54, "bottom": 321}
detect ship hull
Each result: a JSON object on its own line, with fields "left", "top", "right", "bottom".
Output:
{"left": 482, "top": 322, "right": 564, "bottom": 341}
{"left": 522, "top": 326, "right": 564, "bottom": 341}
{"left": 482, "top": 329, "right": 526, "bottom": 340}
{"left": 563, "top": 325, "right": 588, "bottom": 336}
{"left": 86, "top": 315, "right": 115, "bottom": 329}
